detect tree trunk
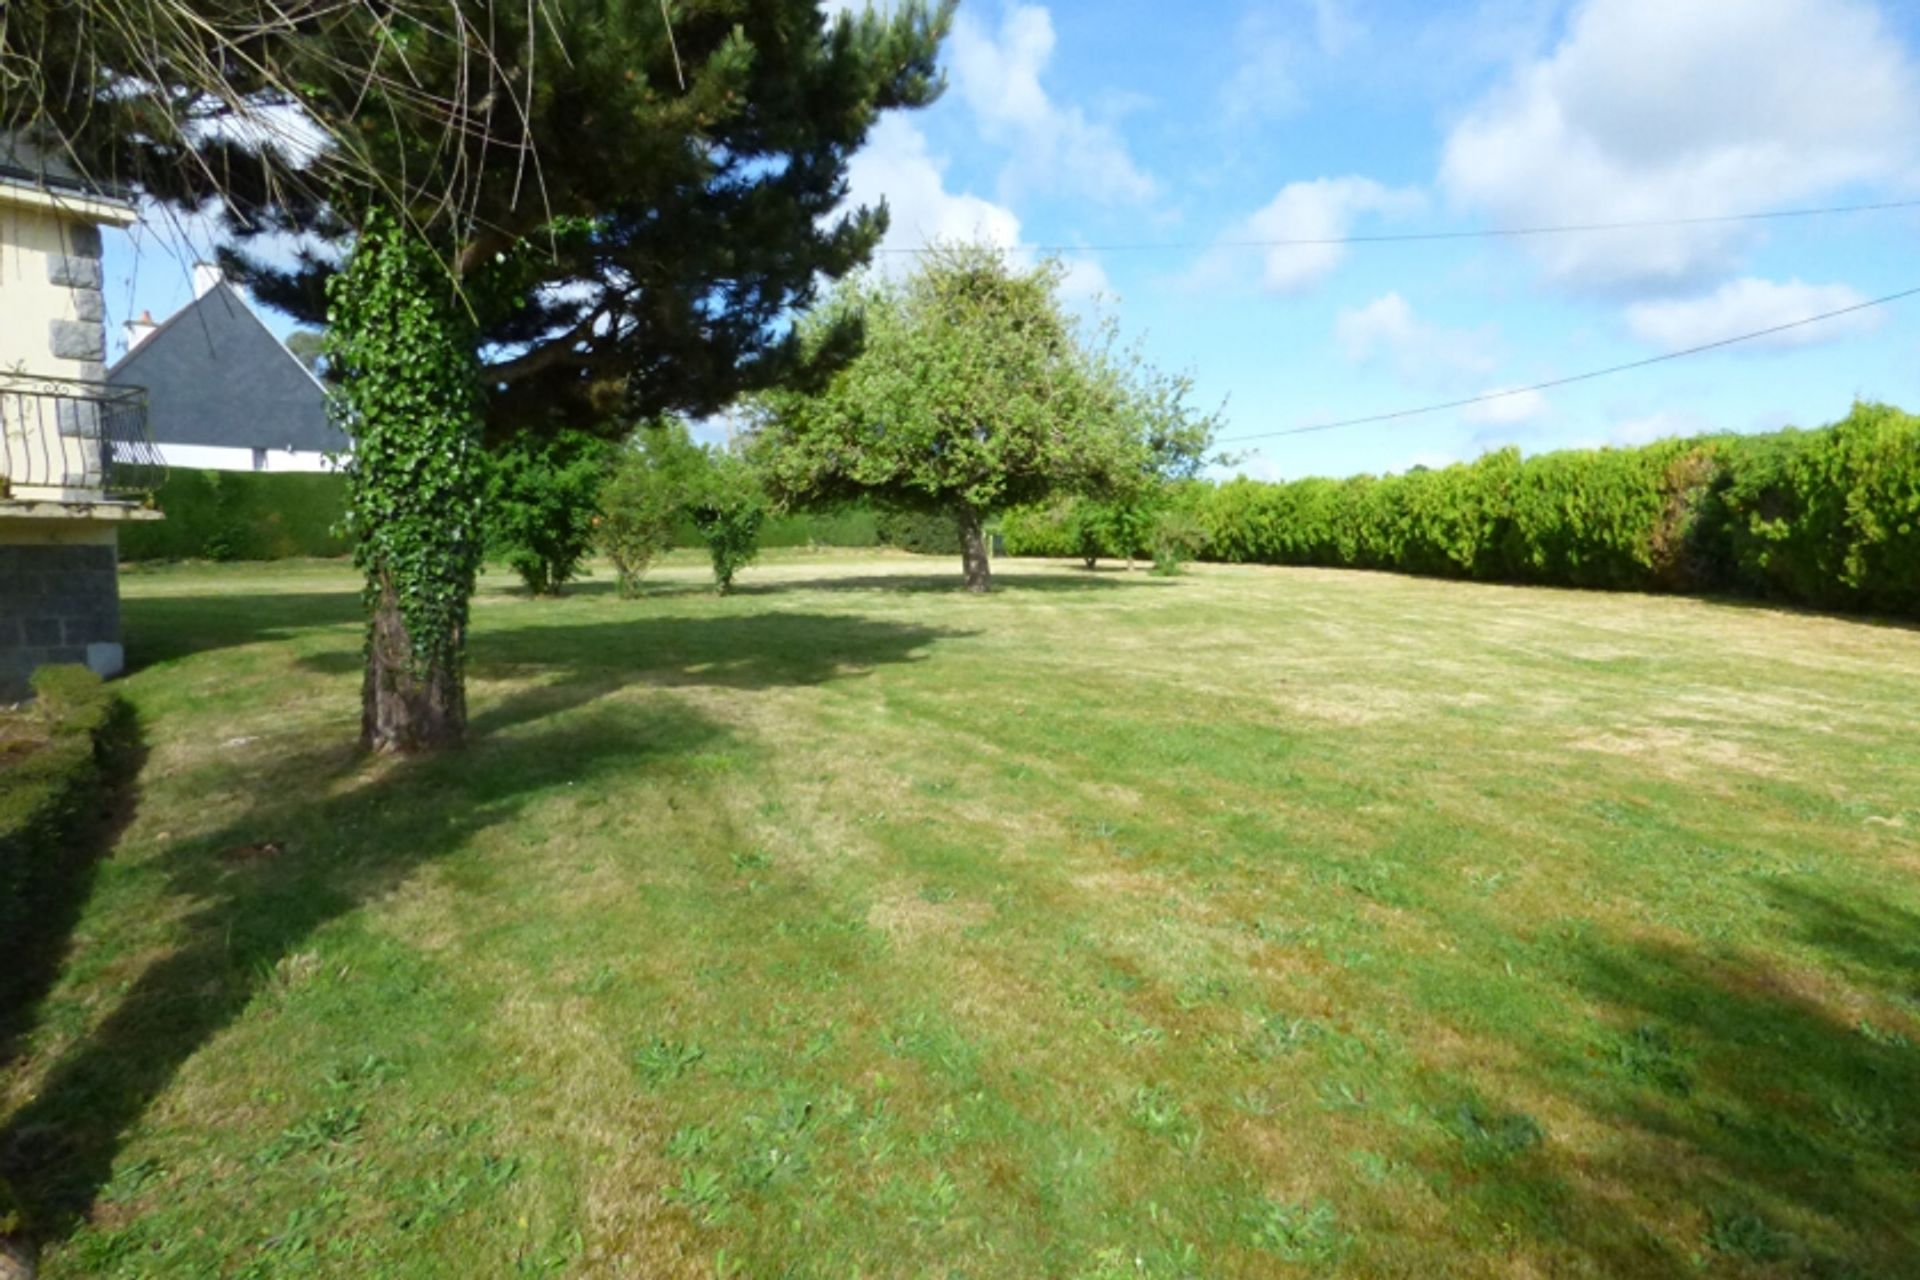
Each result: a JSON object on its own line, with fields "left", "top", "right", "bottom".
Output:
{"left": 957, "top": 505, "right": 992, "bottom": 593}
{"left": 362, "top": 576, "right": 466, "bottom": 753}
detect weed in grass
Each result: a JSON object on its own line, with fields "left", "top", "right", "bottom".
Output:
{"left": 1317, "top": 1079, "right": 1370, "bottom": 1112}
{"left": 1109, "top": 1014, "right": 1165, "bottom": 1048}
{"left": 1249, "top": 917, "right": 1321, "bottom": 948}
{"left": 1246, "top": 1198, "right": 1350, "bottom": 1264}
{"left": 730, "top": 848, "right": 772, "bottom": 872}
{"left": 1348, "top": 1150, "right": 1403, "bottom": 1185}
{"left": 667, "top": 1125, "right": 715, "bottom": 1159}
{"left": 570, "top": 965, "right": 619, "bottom": 996}
{"left": 1173, "top": 976, "right": 1232, "bottom": 1010}
{"left": 1856, "top": 1019, "right": 1911, "bottom": 1050}
{"left": 1444, "top": 1101, "right": 1544, "bottom": 1165}
{"left": 663, "top": 1166, "right": 731, "bottom": 1226}
{"left": 324, "top": 1054, "right": 401, "bottom": 1093}
{"left": 97, "top": 1156, "right": 163, "bottom": 1204}
{"left": 634, "top": 1037, "right": 705, "bottom": 1084}
{"left": 1826, "top": 1097, "right": 1895, "bottom": 1141}
{"left": 1247, "top": 1013, "right": 1321, "bottom": 1060}
{"left": 1601, "top": 1024, "right": 1692, "bottom": 1095}
{"left": 257, "top": 1104, "right": 365, "bottom": 1163}
{"left": 1126, "top": 1085, "right": 1200, "bottom": 1153}
{"left": 1704, "top": 1205, "right": 1794, "bottom": 1262}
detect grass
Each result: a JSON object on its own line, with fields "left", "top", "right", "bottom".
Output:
{"left": 3, "top": 550, "right": 1918, "bottom": 1277}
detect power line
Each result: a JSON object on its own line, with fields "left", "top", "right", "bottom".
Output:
{"left": 1217, "top": 285, "right": 1920, "bottom": 447}
{"left": 874, "top": 197, "right": 1920, "bottom": 256}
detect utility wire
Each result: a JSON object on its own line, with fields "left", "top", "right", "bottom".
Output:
{"left": 874, "top": 197, "right": 1920, "bottom": 256}
{"left": 1218, "top": 284, "right": 1920, "bottom": 446}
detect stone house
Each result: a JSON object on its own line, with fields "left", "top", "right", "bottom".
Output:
{"left": 1, "top": 140, "right": 163, "bottom": 699}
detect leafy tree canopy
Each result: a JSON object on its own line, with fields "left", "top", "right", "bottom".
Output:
{"left": 9, "top": 0, "right": 955, "bottom": 435}
{"left": 750, "top": 242, "right": 1220, "bottom": 589}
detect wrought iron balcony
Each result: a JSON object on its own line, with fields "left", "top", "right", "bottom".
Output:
{"left": 0, "top": 371, "right": 164, "bottom": 501}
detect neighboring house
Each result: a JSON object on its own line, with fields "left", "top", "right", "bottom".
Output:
{"left": 109, "top": 267, "right": 348, "bottom": 473}
{"left": 1, "top": 138, "right": 163, "bottom": 699}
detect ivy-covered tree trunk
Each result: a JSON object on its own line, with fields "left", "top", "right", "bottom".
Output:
{"left": 326, "top": 213, "right": 487, "bottom": 754}
{"left": 957, "top": 504, "right": 992, "bottom": 593}
{"left": 364, "top": 574, "right": 466, "bottom": 751}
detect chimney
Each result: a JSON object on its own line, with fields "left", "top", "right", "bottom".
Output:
{"left": 192, "top": 261, "right": 223, "bottom": 298}
{"left": 125, "top": 309, "right": 159, "bottom": 351}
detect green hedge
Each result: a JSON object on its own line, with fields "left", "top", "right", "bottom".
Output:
{"left": 666, "top": 502, "right": 881, "bottom": 551}
{"left": 873, "top": 508, "right": 959, "bottom": 556}
{"left": 1, "top": 666, "right": 121, "bottom": 953}
{"left": 119, "top": 468, "right": 350, "bottom": 561}
{"left": 1003, "top": 402, "right": 1920, "bottom": 617}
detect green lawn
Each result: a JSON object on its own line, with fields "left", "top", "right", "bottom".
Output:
{"left": 5, "top": 552, "right": 1918, "bottom": 1278}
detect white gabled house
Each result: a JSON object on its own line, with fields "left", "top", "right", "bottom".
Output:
{"left": 110, "top": 266, "right": 348, "bottom": 473}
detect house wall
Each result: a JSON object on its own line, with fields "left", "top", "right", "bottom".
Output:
{"left": 1, "top": 190, "right": 118, "bottom": 500}
{"left": 0, "top": 517, "right": 123, "bottom": 700}
{"left": 156, "top": 442, "right": 343, "bottom": 473}
{"left": 0, "top": 198, "right": 107, "bottom": 379}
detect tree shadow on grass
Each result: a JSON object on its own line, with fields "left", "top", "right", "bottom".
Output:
{"left": 551, "top": 571, "right": 1169, "bottom": 600}
{"left": 0, "top": 679, "right": 716, "bottom": 1247}
{"left": 4, "top": 606, "right": 957, "bottom": 1249}
{"left": 463, "top": 612, "right": 971, "bottom": 689}
{"left": 127, "top": 590, "right": 973, "bottom": 689}
{"left": 0, "top": 706, "right": 147, "bottom": 1070}
{"left": 725, "top": 571, "right": 1174, "bottom": 596}
{"left": 124, "top": 590, "right": 364, "bottom": 668}
{"left": 1410, "top": 882, "right": 1920, "bottom": 1275}
{"left": 1689, "top": 592, "right": 1920, "bottom": 635}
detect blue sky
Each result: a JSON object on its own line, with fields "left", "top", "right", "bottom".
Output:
{"left": 104, "top": 0, "right": 1920, "bottom": 479}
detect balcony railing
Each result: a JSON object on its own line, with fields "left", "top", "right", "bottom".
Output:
{"left": 0, "top": 372, "right": 164, "bottom": 500}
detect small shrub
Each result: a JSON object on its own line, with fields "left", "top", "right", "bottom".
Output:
{"left": 687, "top": 452, "right": 767, "bottom": 594}
{"left": 1150, "top": 508, "right": 1207, "bottom": 576}
{"left": 597, "top": 433, "right": 684, "bottom": 597}
{"left": 484, "top": 430, "right": 610, "bottom": 595}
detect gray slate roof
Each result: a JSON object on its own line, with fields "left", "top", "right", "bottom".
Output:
{"left": 108, "top": 283, "right": 348, "bottom": 454}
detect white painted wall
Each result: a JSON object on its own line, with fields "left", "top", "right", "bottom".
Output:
{"left": 1, "top": 199, "right": 92, "bottom": 376}
{"left": 154, "top": 442, "right": 344, "bottom": 473}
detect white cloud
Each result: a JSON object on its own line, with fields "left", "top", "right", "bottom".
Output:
{"left": 1055, "top": 255, "right": 1113, "bottom": 306}
{"left": 949, "top": 5, "right": 1155, "bottom": 204}
{"left": 1624, "top": 277, "right": 1882, "bottom": 350}
{"left": 1440, "top": 0, "right": 1920, "bottom": 289}
{"left": 1202, "top": 177, "right": 1424, "bottom": 294}
{"left": 840, "top": 114, "right": 1114, "bottom": 311}
{"left": 845, "top": 115, "right": 1023, "bottom": 267}
{"left": 1334, "top": 291, "right": 1497, "bottom": 384}
{"left": 1220, "top": 1, "right": 1361, "bottom": 123}
{"left": 1461, "top": 387, "right": 1550, "bottom": 425}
